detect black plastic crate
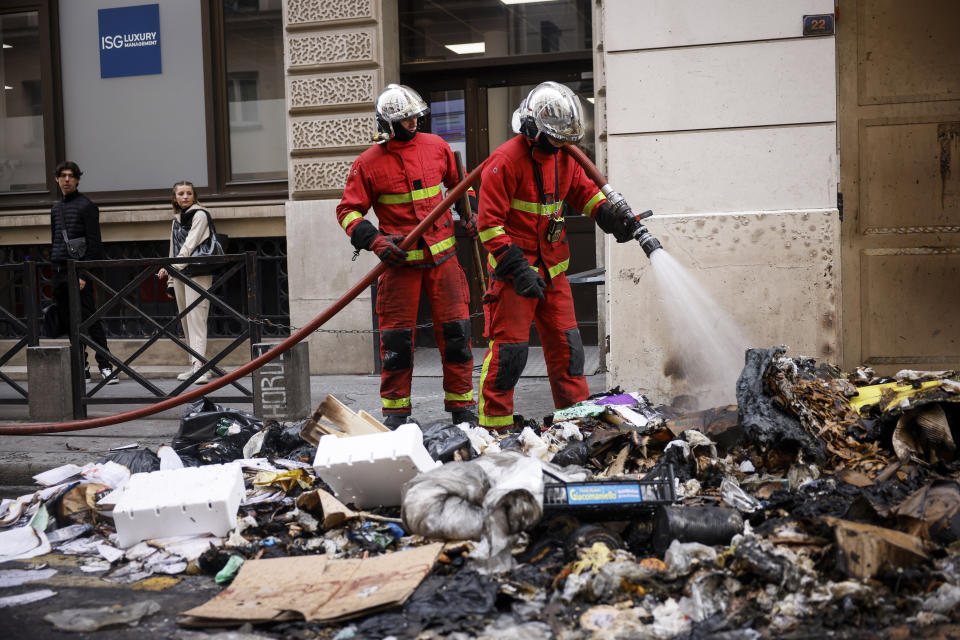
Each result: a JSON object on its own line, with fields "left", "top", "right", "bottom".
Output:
{"left": 543, "top": 465, "right": 676, "bottom": 516}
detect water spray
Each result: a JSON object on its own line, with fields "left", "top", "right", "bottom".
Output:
{"left": 562, "top": 145, "right": 663, "bottom": 258}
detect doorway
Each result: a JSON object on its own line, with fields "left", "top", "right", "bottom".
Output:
{"left": 837, "top": 0, "right": 960, "bottom": 372}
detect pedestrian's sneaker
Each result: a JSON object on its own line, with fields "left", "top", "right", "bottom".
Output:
{"left": 100, "top": 367, "right": 119, "bottom": 385}
{"left": 176, "top": 366, "right": 198, "bottom": 381}
{"left": 194, "top": 371, "right": 211, "bottom": 385}
{"left": 450, "top": 408, "right": 478, "bottom": 426}
{"left": 383, "top": 413, "right": 413, "bottom": 430}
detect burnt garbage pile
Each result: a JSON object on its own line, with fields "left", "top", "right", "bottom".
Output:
{"left": 3, "top": 355, "right": 960, "bottom": 638}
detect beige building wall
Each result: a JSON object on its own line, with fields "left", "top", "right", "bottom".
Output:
{"left": 596, "top": 0, "right": 841, "bottom": 406}
{"left": 282, "top": 0, "right": 398, "bottom": 374}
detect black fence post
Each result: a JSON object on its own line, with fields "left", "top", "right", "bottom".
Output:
{"left": 24, "top": 261, "right": 39, "bottom": 347}
{"left": 66, "top": 260, "right": 86, "bottom": 418}
{"left": 245, "top": 251, "right": 261, "bottom": 361}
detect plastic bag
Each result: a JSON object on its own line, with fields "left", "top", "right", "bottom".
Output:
{"left": 97, "top": 448, "right": 160, "bottom": 475}
{"left": 173, "top": 398, "right": 263, "bottom": 464}
{"left": 401, "top": 451, "right": 544, "bottom": 573}
{"left": 177, "top": 397, "right": 262, "bottom": 442}
{"left": 420, "top": 421, "right": 472, "bottom": 462}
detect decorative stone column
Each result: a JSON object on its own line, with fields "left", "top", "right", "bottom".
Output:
{"left": 283, "top": 0, "right": 398, "bottom": 374}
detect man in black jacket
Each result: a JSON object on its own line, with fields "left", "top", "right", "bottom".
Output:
{"left": 50, "top": 161, "right": 117, "bottom": 384}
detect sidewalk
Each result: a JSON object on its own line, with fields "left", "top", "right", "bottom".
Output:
{"left": 0, "top": 360, "right": 605, "bottom": 494}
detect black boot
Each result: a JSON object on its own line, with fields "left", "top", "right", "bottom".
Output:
{"left": 450, "top": 408, "right": 478, "bottom": 426}
{"left": 383, "top": 414, "right": 413, "bottom": 430}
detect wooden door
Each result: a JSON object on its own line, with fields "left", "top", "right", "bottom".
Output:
{"left": 838, "top": 0, "right": 960, "bottom": 372}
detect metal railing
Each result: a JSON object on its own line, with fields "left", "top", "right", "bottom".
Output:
{"left": 0, "top": 262, "right": 39, "bottom": 404}
{"left": 1, "top": 254, "right": 261, "bottom": 417}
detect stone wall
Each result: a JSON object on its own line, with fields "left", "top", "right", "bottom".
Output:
{"left": 283, "top": 0, "right": 398, "bottom": 373}
{"left": 596, "top": 0, "right": 841, "bottom": 406}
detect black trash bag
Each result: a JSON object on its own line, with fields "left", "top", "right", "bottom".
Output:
{"left": 172, "top": 398, "right": 263, "bottom": 465}
{"left": 421, "top": 421, "right": 472, "bottom": 462}
{"left": 97, "top": 448, "right": 160, "bottom": 474}
{"left": 551, "top": 440, "right": 588, "bottom": 467}
{"left": 176, "top": 397, "right": 263, "bottom": 442}
{"left": 404, "top": 569, "right": 497, "bottom": 633}
{"left": 259, "top": 421, "right": 310, "bottom": 458}
{"left": 499, "top": 434, "right": 522, "bottom": 452}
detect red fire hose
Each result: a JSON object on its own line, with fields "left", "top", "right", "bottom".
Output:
{"left": 0, "top": 162, "right": 488, "bottom": 435}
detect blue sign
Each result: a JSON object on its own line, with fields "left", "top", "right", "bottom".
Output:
{"left": 802, "top": 14, "right": 835, "bottom": 37}
{"left": 98, "top": 4, "right": 162, "bottom": 79}
{"left": 566, "top": 483, "right": 644, "bottom": 505}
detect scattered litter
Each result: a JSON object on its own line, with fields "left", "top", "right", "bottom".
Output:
{"left": 0, "top": 526, "right": 50, "bottom": 563}
{"left": 2, "top": 366, "right": 958, "bottom": 638}
{"left": 0, "top": 589, "right": 57, "bottom": 608}
{"left": 214, "top": 555, "right": 244, "bottom": 584}
{"left": 44, "top": 600, "right": 161, "bottom": 632}
{"left": 0, "top": 567, "right": 57, "bottom": 588}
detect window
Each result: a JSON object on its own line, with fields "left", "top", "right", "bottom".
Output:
{"left": 0, "top": 10, "right": 46, "bottom": 193}
{"left": 0, "top": 0, "right": 287, "bottom": 209}
{"left": 400, "top": 0, "right": 592, "bottom": 64}
{"left": 223, "top": 0, "right": 286, "bottom": 183}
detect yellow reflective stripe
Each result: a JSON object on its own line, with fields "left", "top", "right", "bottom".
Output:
{"left": 547, "top": 259, "right": 569, "bottom": 278}
{"left": 511, "top": 198, "right": 563, "bottom": 216}
{"left": 382, "top": 397, "right": 411, "bottom": 409}
{"left": 445, "top": 390, "right": 473, "bottom": 402}
{"left": 401, "top": 236, "right": 454, "bottom": 262}
{"left": 479, "top": 226, "right": 505, "bottom": 242}
{"left": 377, "top": 183, "right": 443, "bottom": 204}
{"left": 340, "top": 211, "right": 363, "bottom": 231}
{"left": 481, "top": 414, "right": 515, "bottom": 428}
{"left": 582, "top": 191, "right": 606, "bottom": 217}
{"left": 478, "top": 341, "right": 492, "bottom": 420}
{"left": 487, "top": 253, "right": 538, "bottom": 273}
{"left": 429, "top": 235, "right": 456, "bottom": 255}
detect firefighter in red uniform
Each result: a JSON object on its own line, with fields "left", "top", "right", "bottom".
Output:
{"left": 336, "top": 84, "right": 478, "bottom": 428}
{"left": 477, "top": 82, "right": 643, "bottom": 429}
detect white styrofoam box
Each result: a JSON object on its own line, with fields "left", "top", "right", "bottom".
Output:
{"left": 313, "top": 424, "right": 440, "bottom": 509}
{"left": 111, "top": 463, "right": 245, "bottom": 548}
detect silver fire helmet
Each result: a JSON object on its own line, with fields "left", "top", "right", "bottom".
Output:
{"left": 512, "top": 81, "right": 584, "bottom": 143}
{"left": 375, "top": 84, "right": 429, "bottom": 138}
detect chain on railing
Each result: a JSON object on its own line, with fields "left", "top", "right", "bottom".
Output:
{"left": 246, "top": 310, "right": 487, "bottom": 335}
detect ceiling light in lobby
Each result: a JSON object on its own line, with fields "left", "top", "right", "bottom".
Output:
{"left": 445, "top": 42, "right": 485, "bottom": 55}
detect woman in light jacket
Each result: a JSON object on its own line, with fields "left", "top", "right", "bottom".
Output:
{"left": 157, "top": 180, "right": 213, "bottom": 384}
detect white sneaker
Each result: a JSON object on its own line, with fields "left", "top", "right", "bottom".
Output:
{"left": 194, "top": 372, "right": 211, "bottom": 385}
{"left": 100, "top": 367, "right": 120, "bottom": 385}
{"left": 176, "top": 367, "right": 196, "bottom": 381}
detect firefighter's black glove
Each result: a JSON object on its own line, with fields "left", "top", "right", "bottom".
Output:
{"left": 594, "top": 201, "right": 642, "bottom": 243}
{"left": 494, "top": 244, "right": 546, "bottom": 300}
{"left": 512, "top": 267, "right": 546, "bottom": 300}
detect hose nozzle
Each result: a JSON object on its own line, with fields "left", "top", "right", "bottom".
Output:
{"left": 633, "top": 223, "right": 662, "bottom": 258}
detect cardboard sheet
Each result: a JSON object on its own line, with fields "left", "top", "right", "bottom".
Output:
{"left": 180, "top": 543, "right": 443, "bottom": 626}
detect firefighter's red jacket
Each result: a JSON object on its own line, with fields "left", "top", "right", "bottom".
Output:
{"left": 478, "top": 135, "right": 606, "bottom": 280}
{"left": 337, "top": 133, "right": 465, "bottom": 266}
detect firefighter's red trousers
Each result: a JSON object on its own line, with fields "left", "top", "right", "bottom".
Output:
{"left": 376, "top": 257, "right": 475, "bottom": 415}
{"left": 478, "top": 273, "right": 588, "bottom": 429}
